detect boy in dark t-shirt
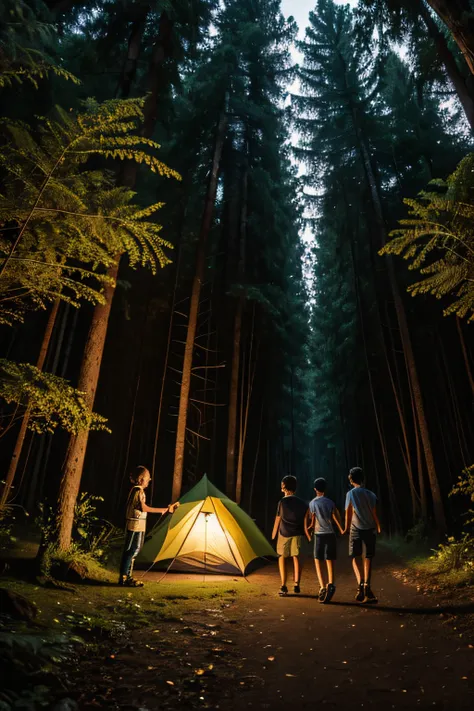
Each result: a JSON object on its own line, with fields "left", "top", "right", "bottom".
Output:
{"left": 272, "top": 475, "right": 308, "bottom": 596}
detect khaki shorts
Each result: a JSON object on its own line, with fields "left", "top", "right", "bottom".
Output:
{"left": 277, "top": 534, "right": 303, "bottom": 558}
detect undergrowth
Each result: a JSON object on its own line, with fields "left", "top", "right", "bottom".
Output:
{"left": 387, "top": 466, "right": 474, "bottom": 589}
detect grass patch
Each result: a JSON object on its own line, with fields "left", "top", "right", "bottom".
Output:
{"left": 0, "top": 569, "right": 259, "bottom": 632}
{"left": 409, "top": 556, "right": 474, "bottom": 589}
{"left": 379, "top": 532, "right": 433, "bottom": 563}
{"left": 381, "top": 530, "right": 474, "bottom": 591}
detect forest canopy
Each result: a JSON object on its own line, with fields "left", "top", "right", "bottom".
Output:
{"left": 0, "top": 0, "right": 473, "bottom": 552}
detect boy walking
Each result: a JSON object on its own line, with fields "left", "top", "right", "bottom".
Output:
{"left": 342, "top": 466, "right": 381, "bottom": 603}
{"left": 119, "top": 465, "right": 179, "bottom": 587}
{"left": 272, "top": 475, "right": 308, "bottom": 596}
{"left": 305, "top": 477, "right": 343, "bottom": 604}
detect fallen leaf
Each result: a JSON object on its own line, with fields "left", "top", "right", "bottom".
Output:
{"left": 268, "top": 656, "right": 275, "bottom": 662}
{"left": 166, "top": 681, "right": 174, "bottom": 686}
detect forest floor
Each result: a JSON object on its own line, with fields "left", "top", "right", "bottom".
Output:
{"left": 1, "top": 542, "right": 474, "bottom": 710}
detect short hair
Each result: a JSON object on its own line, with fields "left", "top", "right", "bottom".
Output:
{"left": 131, "top": 465, "right": 150, "bottom": 486}
{"left": 281, "top": 475, "right": 297, "bottom": 493}
{"left": 349, "top": 467, "right": 364, "bottom": 485}
{"left": 314, "top": 477, "right": 326, "bottom": 493}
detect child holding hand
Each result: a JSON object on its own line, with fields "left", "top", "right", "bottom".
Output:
{"left": 305, "top": 477, "right": 343, "bottom": 603}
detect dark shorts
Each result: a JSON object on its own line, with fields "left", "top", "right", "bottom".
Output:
{"left": 349, "top": 526, "right": 376, "bottom": 559}
{"left": 314, "top": 533, "right": 337, "bottom": 561}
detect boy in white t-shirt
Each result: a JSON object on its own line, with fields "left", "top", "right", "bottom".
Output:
{"left": 305, "top": 478, "right": 343, "bottom": 603}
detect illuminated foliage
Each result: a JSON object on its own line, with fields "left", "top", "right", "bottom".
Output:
{"left": 0, "top": 98, "right": 179, "bottom": 323}
{"left": 0, "top": 0, "right": 78, "bottom": 89}
{"left": 0, "top": 359, "right": 109, "bottom": 435}
{"left": 382, "top": 154, "right": 474, "bottom": 320}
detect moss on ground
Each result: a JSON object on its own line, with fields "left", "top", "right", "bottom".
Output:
{"left": 0, "top": 570, "right": 259, "bottom": 630}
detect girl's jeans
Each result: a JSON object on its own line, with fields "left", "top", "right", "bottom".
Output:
{"left": 119, "top": 530, "right": 145, "bottom": 579}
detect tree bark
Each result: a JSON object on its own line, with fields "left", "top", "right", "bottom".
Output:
{"left": 115, "top": 5, "right": 150, "bottom": 99}
{"left": 236, "top": 306, "right": 257, "bottom": 505}
{"left": 226, "top": 297, "right": 243, "bottom": 498}
{"left": 172, "top": 110, "right": 228, "bottom": 502}
{"left": 426, "top": 0, "right": 474, "bottom": 76}
{"left": 456, "top": 315, "right": 474, "bottom": 397}
{"left": 56, "top": 272, "right": 118, "bottom": 549}
{"left": 226, "top": 165, "right": 247, "bottom": 498}
{"left": 248, "top": 399, "right": 264, "bottom": 516}
{"left": 54, "top": 11, "right": 173, "bottom": 550}
{"left": 1, "top": 298, "right": 60, "bottom": 506}
{"left": 419, "top": 1, "right": 474, "bottom": 131}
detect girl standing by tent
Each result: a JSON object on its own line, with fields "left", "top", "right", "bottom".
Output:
{"left": 119, "top": 466, "right": 179, "bottom": 587}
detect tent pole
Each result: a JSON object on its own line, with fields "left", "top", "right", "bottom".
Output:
{"left": 211, "top": 498, "right": 245, "bottom": 578}
{"left": 149, "top": 501, "right": 205, "bottom": 583}
{"left": 203, "top": 513, "right": 208, "bottom": 583}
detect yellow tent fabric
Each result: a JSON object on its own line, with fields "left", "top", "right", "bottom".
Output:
{"left": 137, "top": 475, "right": 275, "bottom": 575}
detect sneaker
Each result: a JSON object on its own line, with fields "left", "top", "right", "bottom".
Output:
{"left": 123, "top": 577, "right": 144, "bottom": 588}
{"left": 318, "top": 586, "right": 327, "bottom": 603}
{"left": 363, "top": 585, "right": 378, "bottom": 604}
{"left": 279, "top": 585, "right": 288, "bottom": 596}
{"left": 293, "top": 583, "right": 300, "bottom": 594}
{"left": 324, "top": 583, "right": 336, "bottom": 604}
{"left": 355, "top": 583, "right": 365, "bottom": 602}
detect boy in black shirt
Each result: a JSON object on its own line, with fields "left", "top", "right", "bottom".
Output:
{"left": 272, "top": 475, "right": 308, "bottom": 596}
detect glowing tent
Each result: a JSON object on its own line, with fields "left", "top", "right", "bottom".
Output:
{"left": 137, "top": 475, "right": 276, "bottom": 576}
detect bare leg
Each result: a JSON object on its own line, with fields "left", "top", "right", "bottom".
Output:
{"left": 363, "top": 557, "right": 373, "bottom": 586}
{"left": 278, "top": 556, "right": 287, "bottom": 586}
{"left": 326, "top": 559, "right": 334, "bottom": 585}
{"left": 292, "top": 555, "right": 301, "bottom": 585}
{"left": 352, "top": 557, "right": 362, "bottom": 584}
{"left": 314, "top": 559, "right": 325, "bottom": 589}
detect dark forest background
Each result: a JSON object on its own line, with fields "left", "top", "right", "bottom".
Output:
{"left": 1, "top": 0, "right": 474, "bottom": 549}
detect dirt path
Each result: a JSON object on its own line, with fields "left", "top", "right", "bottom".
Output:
{"left": 227, "top": 556, "right": 474, "bottom": 710}
{"left": 71, "top": 549, "right": 474, "bottom": 710}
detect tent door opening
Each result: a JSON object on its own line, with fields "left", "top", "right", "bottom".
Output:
{"left": 166, "top": 506, "right": 241, "bottom": 574}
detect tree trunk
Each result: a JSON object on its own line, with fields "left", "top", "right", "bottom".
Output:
{"left": 419, "top": 1, "right": 474, "bottom": 130}
{"left": 351, "top": 245, "right": 402, "bottom": 532}
{"left": 426, "top": 0, "right": 474, "bottom": 76}
{"left": 384, "top": 303, "right": 420, "bottom": 522}
{"left": 1, "top": 298, "right": 60, "bottom": 506}
{"left": 115, "top": 5, "right": 150, "bottom": 99}
{"left": 172, "top": 110, "right": 228, "bottom": 502}
{"left": 56, "top": 271, "right": 118, "bottom": 549}
{"left": 354, "top": 120, "right": 447, "bottom": 535}
{"left": 226, "top": 297, "right": 243, "bottom": 498}
{"left": 248, "top": 399, "right": 264, "bottom": 516}
{"left": 456, "top": 315, "right": 474, "bottom": 397}
{"left": 54, "top": 11, "right": 173, "bottom": 550}
{"left": 236, "top": 306, "right": 257, "bottom": 505}
{"left": 226, "top": 165, "right": 247, "bottom": 498}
